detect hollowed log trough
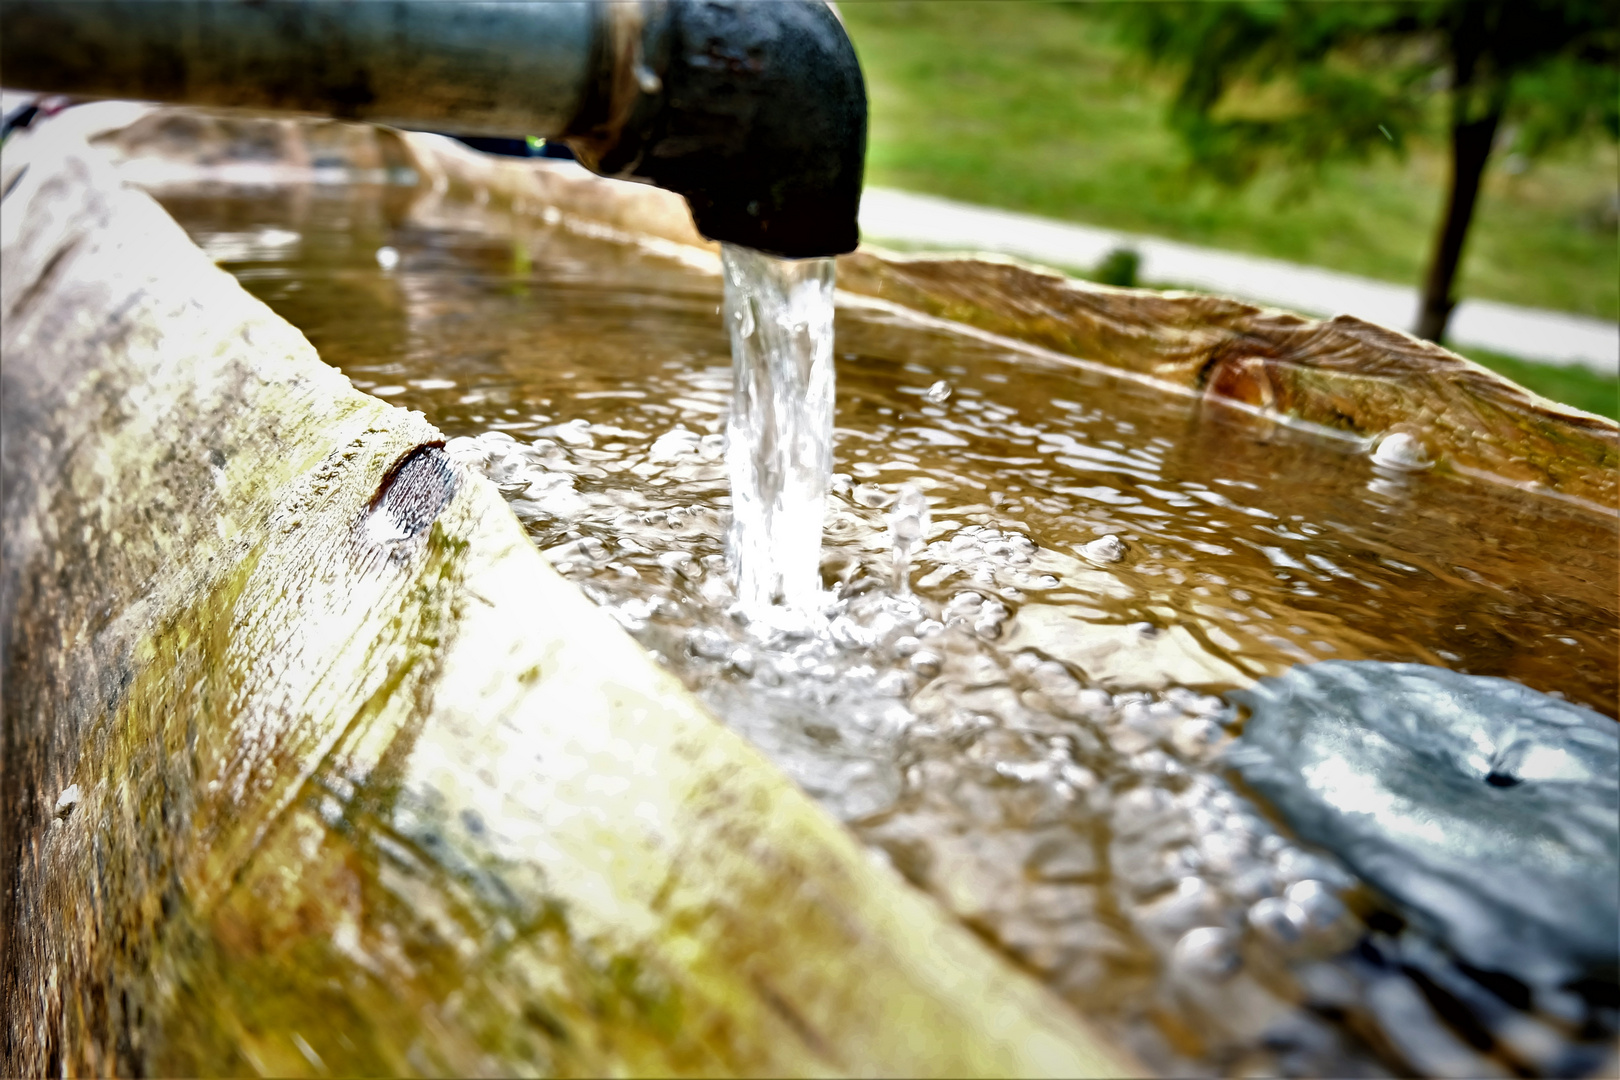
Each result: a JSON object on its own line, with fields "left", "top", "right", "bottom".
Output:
{"left": 0, "top": 114, "right": 1124, "bottom": 1078}
{"left": 4, "top": 104, "right": 1613, "bottom": 1078}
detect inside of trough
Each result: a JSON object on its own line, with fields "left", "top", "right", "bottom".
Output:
{"left": 153, "top": 178, "right": 1618, "bottom": 1077}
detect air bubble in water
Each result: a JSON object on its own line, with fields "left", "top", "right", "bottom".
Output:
{"left": 1248, "top": 896, "right": 1308, "bottom": 945}
{"left": 1080, "top": 534, "right": 1127, "bottom": 564}
{"left": 1173, "top": 926, "right": 1241, "bottom": 980}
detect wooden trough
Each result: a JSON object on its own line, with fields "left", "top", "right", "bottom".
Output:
{"left": 0, "top": 108, "right": 1124, "bottom": 1078}
{"left": 2, "top": 105, "right": 1613, "bottom": 1077}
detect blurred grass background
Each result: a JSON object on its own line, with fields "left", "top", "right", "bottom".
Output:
{"left": 839, "top": 1, "right": 1618, "bottom": 418}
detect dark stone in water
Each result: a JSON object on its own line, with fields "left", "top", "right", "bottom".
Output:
{"left": 1227, "top": 661, "right": 1618, "bottom": 988}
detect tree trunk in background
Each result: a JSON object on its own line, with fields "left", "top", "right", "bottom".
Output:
{"left": 1415, "top": 106, "right": 1502, "bottom": 343}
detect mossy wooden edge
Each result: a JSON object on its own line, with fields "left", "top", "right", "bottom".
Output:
{"left": 355, "top": 123, "right": 1616, "bottom": 510}
{"left": 0, "top": 119, "right": 1129, "bottom": 1076}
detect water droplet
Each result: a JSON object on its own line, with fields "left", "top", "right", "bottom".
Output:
{"left": 733, "top": 301, "right": 756, "bottom": 338}
{"left": 889, "top": 483, "right": 930, "bottom": 594}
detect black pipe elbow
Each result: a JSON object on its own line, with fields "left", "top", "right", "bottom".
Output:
{"left": 568, "top": 1, "right": 867, "bottom": 259}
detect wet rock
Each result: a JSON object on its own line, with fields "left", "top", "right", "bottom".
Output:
{"left": 1229, "top": 661, "right": 1619, "bottom": 988}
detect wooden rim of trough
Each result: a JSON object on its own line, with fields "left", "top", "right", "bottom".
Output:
{"left": 2, "top": 106, "right": 1132, "bottom": 1077}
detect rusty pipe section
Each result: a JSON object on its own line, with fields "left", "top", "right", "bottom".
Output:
{"left": 0, "top": 0, "right": 866, "bottom": 257}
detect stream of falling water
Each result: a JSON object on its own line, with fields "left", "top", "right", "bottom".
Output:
{"left": 720, "top": 244, "right": 837, "bottom": 630}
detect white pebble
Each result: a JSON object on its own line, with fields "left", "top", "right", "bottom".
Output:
{"left": 1371, "top": 431, "right": 1432, "bottom": 470}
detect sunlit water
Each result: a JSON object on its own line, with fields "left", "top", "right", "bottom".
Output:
{"left": 160, "top": 182, "right": 1619, "bottom": 1078}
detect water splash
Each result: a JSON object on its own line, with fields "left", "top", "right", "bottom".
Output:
{"left": 721, "top": 243, "right": 837, "bottom": 631}
{"left": 888, "top": 483, "right": 930, "bottom": 594}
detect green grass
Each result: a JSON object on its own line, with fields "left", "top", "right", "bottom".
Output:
{"left": 841, "top": 1, "right": 1620, "bottom": 322}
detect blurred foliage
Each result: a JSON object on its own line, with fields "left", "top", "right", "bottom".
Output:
{"left": 840, "top": 2, "right": 1617, "bottom": 322}
{"left": 1100, "top": 0, "right": 1618, "bottom": 185}
{"left": 1091, "top": 247, "right": 1142, "bottom": 287}
{"left": 1097, "top": 1, "right": 1619, "bottom": 339}
{"left": 840, "top": 2, "right": 1616, "bottom": 417}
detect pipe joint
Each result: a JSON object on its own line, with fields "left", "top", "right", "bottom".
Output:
{"left": 569, "top": 1, "right": 866, "bottom": 259}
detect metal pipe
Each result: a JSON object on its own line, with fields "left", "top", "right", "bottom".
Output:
{"left": 0, "top": 0, "right": 866, "bottom": 257}
{"left": 0, "top": 2, "right": 600, "bottom": 138}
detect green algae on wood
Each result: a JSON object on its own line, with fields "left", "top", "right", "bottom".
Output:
{"left": 1, "top": 113, "right": 1128, "bottom": 1077}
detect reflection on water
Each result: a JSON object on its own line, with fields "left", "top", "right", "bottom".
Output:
{"left": 159, "top": 181, "right": 1619, "bottom": 1078}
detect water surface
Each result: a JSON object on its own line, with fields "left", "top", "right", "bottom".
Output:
{"left": 158, "top": 181, "right": 1619, "bottom": 1078}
